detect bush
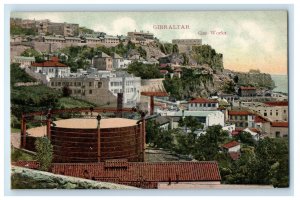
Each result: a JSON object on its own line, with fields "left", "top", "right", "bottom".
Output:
{"left": 35, "top": 137, "right": 53, "bottom": 171}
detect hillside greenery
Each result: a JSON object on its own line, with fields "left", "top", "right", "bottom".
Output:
{"left": 163, "top": 68, "right": 213, "bottom": 100}
{"left": 127, "top": 61, "right": 162, "bottom": 79}
{"left": 192, "top": 45, "right": 223, "bottom": 71}
{"left": 10, "top": 63, "right": 95, "bottom": 129}
{"left": 146, "top": 118, "right": 289, "bottom": 188}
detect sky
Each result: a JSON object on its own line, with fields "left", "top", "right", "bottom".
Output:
{"left": 11, "top": 11, "right": 288, "bottom": 75}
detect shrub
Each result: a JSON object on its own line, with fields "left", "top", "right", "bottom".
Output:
{"left": 35, "top": 137, "right": 53, "bottom": 171}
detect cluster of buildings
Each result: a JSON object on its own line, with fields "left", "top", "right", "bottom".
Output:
{"left": 11, "top": 18, "right": 79, "bottom": 36}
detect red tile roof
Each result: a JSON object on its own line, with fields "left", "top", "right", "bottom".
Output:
{"left": 264, "top": 101, "right": 288, "bottom": 106}
{"left": 50, "top": 161, "right": 221, "bottom": 188}
{"left": 141, "top": 92, "right": 169, "bottom": 97}
{"left": 223, "top": 141, "right": 240, "bottom": 149}
{"left": 249, "top": 128, "right": 260, "bottom": 133}
{"left": 240, "top": 86, "right": 256, "bottom": 90}
{"left": 228, "top": 110, "right": 253, "bottom": 116}
{"left": 271, "top": 121, "right": 288, "bottom": 127}
{"left": 189, "top": 98, "right": 218, "bottom": 103}
{"left": 254, "top": 115, "right": 270, "bottom": 123}
{"left": 31, "top": 57, "right": 68, "bottom": 67}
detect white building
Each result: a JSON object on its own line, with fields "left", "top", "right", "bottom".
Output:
{"left": 158, "top": 110, "right": 225, "bottom": 128}
{"left": 222, "top": 141, "right": 241, "bottom": 153}
{"left": 49, "top": 69, "right": 141, "bottom": 107}
{"left": 13, "top": 56, "right": 35, "bottom": 68}
{"left": 123, "top": 59, "right": 132, "bottom": 68}
{"left": 30, "top": 56, "right": 70, "bottom": 82}
{"left": 112, "top": 53, "right": 124, "bottom": 69}
{"left": 243, "top": 128, "right": 260, "bottom": 141}
{"left": 188, "top": 98, "right": 219, "bottom": 111}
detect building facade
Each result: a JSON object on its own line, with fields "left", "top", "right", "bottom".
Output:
{"left": 112, "top": 53, "right": 124, "bottom": 69}
{"left": 238, "top": 86, "right": 257, "bottom": 97}
{"left": 30, "top": 57, "right": 70, "bottom": 82}
{"left": 227, "top": 110, "right": 256, "bottom": 128}
{"left": 241, "top": 101, "right": 288, "bottom": 121}
{"left": 127, "top": 31, "right": 155, "bottom": 45}
{"left": 49, "top": 71, "right": 141, "bottom": 107}
{"left": 92, "top": 52, "right": 113, "bottom": 71}
{"left": 13, "top": 56, "right": 35, "bottom": 68}
{"left": 188, "top": 98, "right": 219, "bottom": 111}
{"left": 172, "top": 39, "right": 202, "bottom": 53}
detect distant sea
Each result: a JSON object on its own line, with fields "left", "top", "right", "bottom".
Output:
{"left": 271, "top": 75, "right": 288, "bottom": 94}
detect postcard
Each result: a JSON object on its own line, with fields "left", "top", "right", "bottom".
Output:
{"left": 9, "top": 10, "right": 288, "bottom": 190}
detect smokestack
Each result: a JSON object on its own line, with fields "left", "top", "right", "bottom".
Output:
{"left": 117, "top": 93, "right": 123, "bottom": 118}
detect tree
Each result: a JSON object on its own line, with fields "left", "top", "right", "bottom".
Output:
{"left": 234, "top": 131, "right": 256, "bottom": 146}
{"left": 178, "top": 116, "right": 204, "bottom": 133}
{"left": 21, "top": 48, "right": 41, "bottom": 57}
{"left": 127, "top": 61, "right": 162, "bottom": 79}
{"left": 35, "top": 137, "right": 53, "bottom": 171}
{"left": 172, "top": 44, "right": 179, "bottom": 54}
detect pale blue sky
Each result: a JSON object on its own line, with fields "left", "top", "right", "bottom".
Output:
{"left": 11, "top": 11, "right": 288, "bottom": 74}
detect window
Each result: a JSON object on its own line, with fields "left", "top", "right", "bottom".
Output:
{"left": 276, "top": 112, "right": 278, "bottom": 116}
{"left": 275, "top": 131, "right": 280, "bottom": 138}
{"left": 98, "top": 82, "right": 102, "bottom": 88}
{"left": 191, "top": 103, "right": 193, "bottom": 107}
{"left": 264, "top": 113, "right": 267, "bottom": 116}
{"left": 284, "top": 110, "right": 286, "bottom": 114}
{"left": 89, "top": 82, "right": 92, "bottom": 87}
{"left": 51, "top": 82, "right": 54, "bottom": 86}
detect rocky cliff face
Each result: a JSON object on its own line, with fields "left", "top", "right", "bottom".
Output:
{"left": 234, "top": 72, "right": 275, "bottom": 89}
{"left": 11, "top": 166, "right": 137, "bottom": 189}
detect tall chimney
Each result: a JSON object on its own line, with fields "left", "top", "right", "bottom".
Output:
{"left": 117, "top": 93, "right": 123, "bottom": 118}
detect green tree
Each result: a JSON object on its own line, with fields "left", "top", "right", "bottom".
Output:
{"left": 234, "top": 131, "right": 256, "bottom": 146}
{"left": 127, "top": 61, "right": 162, "bottom": 79}
{"left": 172, "top": 44, "right": 179, "bottom": 54}
{"left": 35, "top": 137, "right": 53, "bottom": 171}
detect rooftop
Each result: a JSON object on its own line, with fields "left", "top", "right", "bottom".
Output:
{"left": 169, "top": 110, "right": 223, "bottom": 117}
{"left": 27, "top": 118, "right": 139, "bottom": 137}
{"left": 54, "top": 118, "right": 138, "bottom": 129}
{"left": 189, "top": 98, "right": 218, "bottom": 104}
{"left": 240, "top": 86, "right": 256, "bottom": 90}
{"left": 223, "top": 141, "right": 240, "bottom": 149}
{"left": 31, "top": 57, "right": 67, "bottom": 68}
{"left": 264, "top": 101, "right": 288, "bottom": 106}
{"left": 52, "top": 161, "right": 221, "bottom": 188}
{"left": 228, "top": 110, "right": 253, "bottom": 116}
{"left": 271, "top": 121, "right": 288, "bottom": 127}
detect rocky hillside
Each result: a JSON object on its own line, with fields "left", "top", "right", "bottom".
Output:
{"left": 11, "top": 166, "right": 137, "bottom": 189}
{"left": 234, "top": 72, "right": 275, "bottom": 89}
